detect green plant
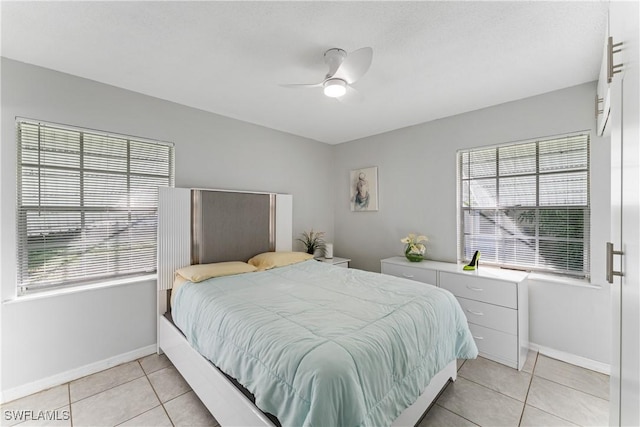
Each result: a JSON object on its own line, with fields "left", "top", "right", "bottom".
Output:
{"left": 297, "top": 230, "right": 326, "bottom": 255}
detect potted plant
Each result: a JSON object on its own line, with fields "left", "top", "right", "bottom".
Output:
{"left": 297, "top": 230, "right": 326, "bottom": 257}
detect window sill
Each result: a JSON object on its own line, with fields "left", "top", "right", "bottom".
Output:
{"left": 3, "top": 274, "right": 157, "bottom": 304}
{"left": 527, "top": 272, "right": 602, "bottom": 289}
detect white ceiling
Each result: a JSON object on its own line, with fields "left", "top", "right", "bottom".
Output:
{"left": 1, "top": 1, "right": 608, "bottom": 144}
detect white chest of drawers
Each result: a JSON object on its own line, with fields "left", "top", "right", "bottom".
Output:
{"left": 381, "top": 256, "right": 529, "bottom": 370}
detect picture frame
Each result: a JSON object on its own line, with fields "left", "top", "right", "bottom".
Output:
{"left": 350, "top": 166, "right": 379, "bottom": 211}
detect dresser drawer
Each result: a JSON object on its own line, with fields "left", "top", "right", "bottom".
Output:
{"left": 468, "top": 323, "right": 518, "bottom": 363}
{"left": 381, "top": 263, "right": 437, "bottom": 285}
{"left": 456, "top": 297, "right": 517, "bottom": 335}
{"left": 440, "top": 272, "right": 517, "bottom": 309}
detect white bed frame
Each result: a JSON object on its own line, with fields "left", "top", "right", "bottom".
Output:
{"left": 156, "top": 187, "right": 456, "bottom": 426}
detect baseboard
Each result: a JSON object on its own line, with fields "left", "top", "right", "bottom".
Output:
{"left": 529, "top": 342, "right": 610, "bottom": 375}
{"left": 0, "top": 344, "right": 157, "bottom": 404}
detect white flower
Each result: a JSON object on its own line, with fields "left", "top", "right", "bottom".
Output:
{"left": 402, "top": 233, "right": 428, "bottom": 254}
{"left": 408, "top": 243, "right": 426, "bottom": 255}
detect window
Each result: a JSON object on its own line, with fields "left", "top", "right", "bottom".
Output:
{"left": 17, "top": 119, "right": 175, "bottom": 294}
{"left": 458, "top": 133, "right": 590, "bottom": 278}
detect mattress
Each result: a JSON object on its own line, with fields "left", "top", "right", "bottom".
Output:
{"left": 173, "top": 259, "right": 477, "bottom": 427}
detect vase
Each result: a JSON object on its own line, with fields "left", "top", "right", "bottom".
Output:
{"left": 405, "top": 247, "right": 424, "bottom": 262}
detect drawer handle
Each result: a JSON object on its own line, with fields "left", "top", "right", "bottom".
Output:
{"left": 472, "top": 335, "right": 484, "bottom": 340}
{"left": 402, "top": 273, "right": 415, "bottom": 278}
{"left": 467, "top": 285, "right": 484, "bottom": 291}
{"left": 466, "top": 309, "right": 484, "bottom": 316}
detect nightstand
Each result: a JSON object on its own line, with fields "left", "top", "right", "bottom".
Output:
{"left": 316, "top": 257, "right": 350, "bottom": 268}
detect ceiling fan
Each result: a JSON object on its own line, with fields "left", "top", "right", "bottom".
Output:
{"left": 283, "top": 47, "right": 373, "bottom": 100}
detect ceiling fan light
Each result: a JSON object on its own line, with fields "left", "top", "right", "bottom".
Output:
{"left": 323, "top": 79, "right": 347, "bottom": 98}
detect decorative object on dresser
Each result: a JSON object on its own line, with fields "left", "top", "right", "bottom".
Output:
{"left": 401, "top": 233, "right": 428, "bottom": 262}
{"left": 350, "top": 166, "right": 379, "bottom": 211}
{"left": 296, "top": 229, "right": 325, "bottom": 257}
{"left": 381, "top": 257, "right": 529, "bottom": 370}
{"left": 463, "top": 250, "right": 480, "bottom": 271}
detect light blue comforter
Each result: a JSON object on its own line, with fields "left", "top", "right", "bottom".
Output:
{"left": 173, "top": 260, "right": 477, "bottom": 426}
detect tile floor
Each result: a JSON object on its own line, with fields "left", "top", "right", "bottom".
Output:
{"left": 1, "top": 354, "right": 217, "bottom": 427}
{"left": 1, "top": 351, "right": 609, "bottom": 427}
{"left": 421, "top": 351, "right": 609, "bottom": 427}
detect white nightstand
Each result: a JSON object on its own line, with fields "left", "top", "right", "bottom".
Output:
{"left": 316, "top": 257, "right": 350, "bottom": 268}
{"left": 381, "top": 256, "right": 529, "bottom": 370}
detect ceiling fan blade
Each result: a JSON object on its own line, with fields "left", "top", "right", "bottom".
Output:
{"left": 337, "top": 86, "right": 363, "bottom": 104}
{"left": 332, "top": 47, "right": 373, "bottom": 84}
{"left": 280, "top": 82, "right": 323, "bottom": 89}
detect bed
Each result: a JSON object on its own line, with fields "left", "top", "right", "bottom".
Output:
{"left": 157, "top": 187, "right": 478, "bottom": 426}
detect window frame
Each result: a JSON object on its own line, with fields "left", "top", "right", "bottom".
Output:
{"left": 457, "top": 132, "right": 591, "bottom": 279}
{"left": 16, "top": 118, "right": 175, "bottom": 295}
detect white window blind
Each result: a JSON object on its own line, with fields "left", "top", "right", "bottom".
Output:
{"left": 458, "top": 133, "right": 590, "bottom": 278}
{"left": 17, "top": 119, "right": 175, "bottom": 294}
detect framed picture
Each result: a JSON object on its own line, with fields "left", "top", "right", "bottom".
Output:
{"left": 350, "top": 166, "right": 378, "bottom": 211}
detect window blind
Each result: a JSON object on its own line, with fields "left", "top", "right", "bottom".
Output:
{"left": 458, "top": 133, "right": 590, "bottom": 278}
{"left": 17, "top": 120, "right": 175, "bottom": 294}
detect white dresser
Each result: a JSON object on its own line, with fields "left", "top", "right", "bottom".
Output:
{"left": 381, "top": 257, "right": 529, "bottom": 370}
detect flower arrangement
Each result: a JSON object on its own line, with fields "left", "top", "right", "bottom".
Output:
{"left": 297, "top": 229, "right": 326, "bottom": 256}
{"left": 401, "top": 233, "right": 428, "bottom": 262}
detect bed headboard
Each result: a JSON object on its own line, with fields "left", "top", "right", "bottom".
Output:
{"left": 157, "top": 187, "right": 292, "bottom": 291}
{"left": 192, "top": 190, "right": 275, "bottom": 264}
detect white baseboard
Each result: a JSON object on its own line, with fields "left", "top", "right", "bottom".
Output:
{"left": 0, "top": 344, "right": 157, "bottom": 404}
{"left": 529, "top": 342, "right": 610, "bottom": 375}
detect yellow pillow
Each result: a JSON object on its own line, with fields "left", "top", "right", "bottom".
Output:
{"left": 175, "top": 261, "right": 257, "bottom": 283}
{"left": 247, "top": 251, "right": 314, "bottom": 271}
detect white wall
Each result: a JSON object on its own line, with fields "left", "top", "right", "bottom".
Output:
{"left": 0, "top": 58, "right": 334, "bottom": 396}
{"left": 332, "top": 82, "right": 611, "bottom": 365}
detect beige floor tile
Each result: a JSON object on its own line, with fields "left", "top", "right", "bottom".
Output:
{"left": 436, "top": 377, "right": 524, "bottom": 426}
{"left": 139, "top": 353, "right": 172, "bottom": 375}
{"left": 164, "top": 391, "right": 218, "bottom": 427}
{"left": 419, "top": 404, "right": 478, "bottom": 426}
{"left": 71, "top": 377, "right": 159, "bottom": 426}
{"left": 459, "top": 356, "right": 532, "bottom": 401}
{"left": 456, "top": 359, "right": 466, "bottom": 371}
{"left": 520, "top": 405, "right": 579, "bottom": 427}
{"left": 118, "top": 406, "right": 172, "bottom": 426}
{"left": 1, "top": 385, "right": 69, "bottom": 427}
{"left": 70, "top": 361, "right": 144, "bottom": 403}
{"left": 535, "top": 355, "right": 609, "bottom": 400}
{"left": 147, "top": 366, "right": 191, "bottom": 403}
{"left": 522, "top": 350, "right": 538, "bottom": 374}
{"left": 527, "top": 376, "right": 609, "bottom": 427}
